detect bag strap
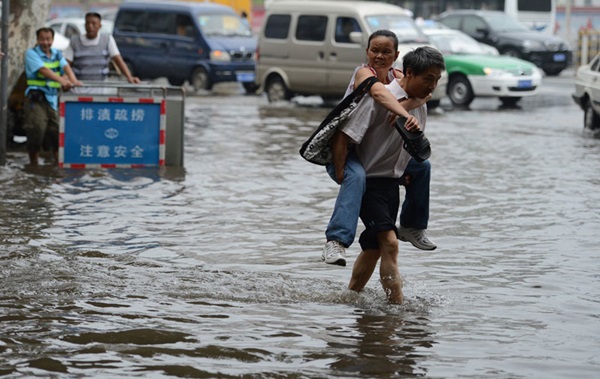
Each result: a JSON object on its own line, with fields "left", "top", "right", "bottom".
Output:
{"left": 317, "top": 76, "right": 379, "bottom": 128}
{"left": 298, "top": 76, "right": 379, "bottom": 164}
{"left": 348, "top": 75, "right": 379, "bottom": 103}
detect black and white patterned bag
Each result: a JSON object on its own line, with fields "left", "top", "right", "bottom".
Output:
{"left": 299, "top": 76, "right": 379, "bottom": 165}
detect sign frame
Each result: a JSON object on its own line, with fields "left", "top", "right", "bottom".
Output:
{"left": 59, "top": 95, "right": 166, "bottom": 169}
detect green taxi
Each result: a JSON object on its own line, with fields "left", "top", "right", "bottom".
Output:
{"left": 424, "top": 28, "right": 542, "bottom": 107}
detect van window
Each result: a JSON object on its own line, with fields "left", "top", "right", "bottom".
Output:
{"left": 146, "top": 12, "right": 176, "bottom": 34}
{"left": 296, "top": 15, "right": 327, "bottom": 42}
{"left": 365, "top": 15, "right": 427, "bottom": 43}
{"left": 264, "top": 14, "right": 291, "bottom": 39}
{"left": 115, "top": 10, "right": 145, "bottom": 32}
{"left": 198, "top": 14, "right": 252, "bottom": 36}
{"left": 115, "top": 10, "right": 196, "bottom": 37}
{"left": 176, "top": 14, "right": 195, "bottom": 37}
{"left": 335, "top": 17, "right": 361, "bottom": 43}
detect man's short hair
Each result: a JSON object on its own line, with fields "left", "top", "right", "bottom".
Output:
{"left": 85, "top": 12, "right": 102, "bottom": 21}
{"left": 402, "top": 46, "right": 446, "bottom": 75}
{"left": 36, "top": 27, "right": 55, "bottom": 38}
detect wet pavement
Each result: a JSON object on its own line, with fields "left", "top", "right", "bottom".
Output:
{"left": 0, "top": 70, "right": 599, "bottom": 378}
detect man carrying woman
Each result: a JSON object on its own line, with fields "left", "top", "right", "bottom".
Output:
{"left": 322, "top": 32, "right": 440, "bottom": 267}
{"left": 323, "top": 29, "right": 445, "bottom": 303}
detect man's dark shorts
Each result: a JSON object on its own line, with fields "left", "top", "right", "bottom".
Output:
{"left": 358, "top": 177, "right": 402, "bottom": 251}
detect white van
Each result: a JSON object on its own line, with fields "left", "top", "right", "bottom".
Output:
{"left": 256, "top": 0, "right": 447, "bottom": 108}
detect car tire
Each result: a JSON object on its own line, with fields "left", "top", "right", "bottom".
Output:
{"left": 168, "top": 78, "right": 185, "bottom": 86}
{"left": 499, "top": 97, "right": 521, "bottom": 107}
{"left": 265, "top": 75, "right": 292, "bottom": 102}
{"left": 543, "top": 68, "right": 563, "bottom": 76}
{"left": 501, "top": 48, "right": 522, "bottom": 59}
{"left": 584, "top": 100, "right": 600, "bottom": 130}
{"left": 448, "top": 76, "right": 474, "bottom": 107}
{"left": 191, "top": 67, "right": 213, "bottom": 92}
{"left": 243, "top": 82, "right": 259, "bottom": 95}
{"left": 427, "top": 99, "right": 440, "bottom": 110}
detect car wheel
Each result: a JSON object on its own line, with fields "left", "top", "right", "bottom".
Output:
{"left": 584, "top": 100, "right": 600, "bottom": 130}
{"left": 448, "top": 76, "right": 474, "bottom": 107}
{"left": 168, "top": 78, "right": 185, "bottom": 86}
{"left": 427, "top": 99, "right": 440, "bottom": 110}
{"left": 543, "top": 68, "right": 563, "bottom": 76}
{"left": 502, "top": 48, "right": 522, "bottom": 59}
{"left": 265, "top": 75, "right": 292, "bottom": 102}
{"left": 191, "top": 67, "right": 213, "bottom": 92}
{"left": 242, "top": 82, "right": 259, "bottom": 95}
{"left": 499, "top": 97, "right": 521, "bottom": 107}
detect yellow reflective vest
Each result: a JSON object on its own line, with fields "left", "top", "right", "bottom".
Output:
{"left": 26, "top": 59, "right": 62, "bottom": 89}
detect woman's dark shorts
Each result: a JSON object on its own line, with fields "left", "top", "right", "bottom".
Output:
{"left": 358, "top": 177, "right": 402, "bottom": 251}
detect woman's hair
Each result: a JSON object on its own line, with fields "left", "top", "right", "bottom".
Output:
{"left": 402, "top": 46, "right": 446, "bottom": 75}
{"left": 367, "top": 29, "right": 398, "bottom": 51}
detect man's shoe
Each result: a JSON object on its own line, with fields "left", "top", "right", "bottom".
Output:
{"left": 321, "top": 241, "right": 347, "bottom": 266}
{"left": 399, "top": 228, "right": 437, "bottom": 251}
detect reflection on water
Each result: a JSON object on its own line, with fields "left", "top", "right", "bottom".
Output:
{"left": 329, "top": 312, "right": 435, "bottom": 377}
{"left": 1, "top": 91, "right": 599, "bottom": 378}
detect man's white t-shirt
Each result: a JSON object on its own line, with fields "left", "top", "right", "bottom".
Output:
{"left": 339, "top": 66, "right": 427, "bottom": 178}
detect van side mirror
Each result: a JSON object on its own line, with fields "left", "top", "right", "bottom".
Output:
{"left": 349, "top": 31, "right": 363, "bottom": 44}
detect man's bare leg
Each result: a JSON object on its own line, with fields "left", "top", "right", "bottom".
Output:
{"left": 28, "top": 150, "right": 39, "bottom": 166}
{"left": 378, "top": 231, "right": 403, "bottom": 304}
{"left": 348, "top": 249, "right": 380, "bottom": 293}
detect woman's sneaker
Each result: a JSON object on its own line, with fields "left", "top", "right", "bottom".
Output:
{"left": 321, "top": 241, "right": 346, "bottom": 266}
{"left": 399, "top": 228, "right": 437, "bottom": 250}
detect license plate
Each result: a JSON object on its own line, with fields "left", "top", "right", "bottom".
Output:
{"left": 553, "top": 53, "right": 566, "bottom": 62}
{"left": 236, "top": 72, "right": 255, "bottom": 82}
{"left": 518, "top": 79, "right": 533, "bottom": 88}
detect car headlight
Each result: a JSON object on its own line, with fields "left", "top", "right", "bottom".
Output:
{"left": 483, "top": 67, "right": 509, "bottom": 77}
{"left": 210, "top": 50, "right": 231, "bottom": 62}
{"left": 522, "top": 39, "right": 544, "bottom": 51}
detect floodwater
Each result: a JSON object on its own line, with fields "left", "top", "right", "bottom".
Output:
{"left": 1, "top": 75, "right": 599, "bottom": 378}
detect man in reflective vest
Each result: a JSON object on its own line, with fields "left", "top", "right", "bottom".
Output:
{"left": 24, "top": 27, "right": 81, "bottom": 166}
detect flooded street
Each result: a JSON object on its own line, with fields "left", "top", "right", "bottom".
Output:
{"left": 1, "top": 73, "right": 599, "bottom": 378}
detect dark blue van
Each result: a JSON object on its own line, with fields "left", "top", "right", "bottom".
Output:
{"left": 113, "top": 0, "right": 257, "bottom": 93}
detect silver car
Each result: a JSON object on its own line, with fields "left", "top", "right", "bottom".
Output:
{"left": 572, "top": 52, "right": 600, "bottom": 130}
{"left": 45, "top": 17, "right": 114, "bottom": 39}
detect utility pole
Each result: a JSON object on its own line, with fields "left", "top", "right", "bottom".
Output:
{"left": 0, "top": 0, "right": 10, "bottom": 166}
{"left": 565, "top": 0, "right": 572, "bottom": 44}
